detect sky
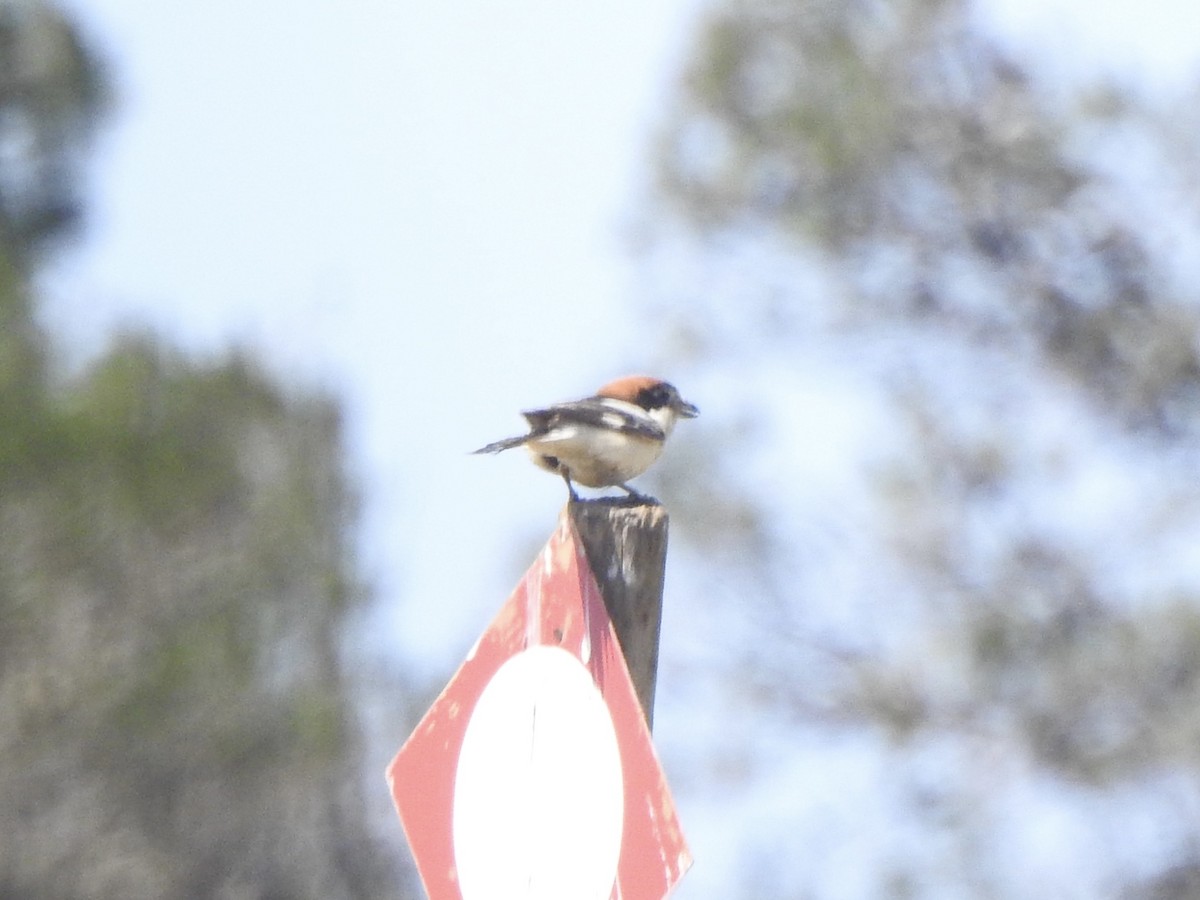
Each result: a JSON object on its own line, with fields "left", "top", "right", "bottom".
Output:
{"left": 46, "top": 0, "right": 705, "bottom": 670}
{"left": 38, "top": 0, "right": 1200, "bottom": 896}
{"left": 45, "top": 0, "right": 1200, "bottom": 663}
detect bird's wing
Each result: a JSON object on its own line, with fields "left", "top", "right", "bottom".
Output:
{"left": 522, "top": 398, "right": 666, "bottom": 442}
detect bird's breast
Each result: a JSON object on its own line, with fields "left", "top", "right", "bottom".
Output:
{"left": 525, "top": 426, "right": 664, "bottom": 487}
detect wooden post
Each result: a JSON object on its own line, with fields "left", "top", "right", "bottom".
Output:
{"left": 568, "top": 498, "right": 669, "bottom": 730}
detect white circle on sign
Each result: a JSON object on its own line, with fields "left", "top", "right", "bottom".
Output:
{"left": 453, "top": 645, "right": 624, "bottom": 900}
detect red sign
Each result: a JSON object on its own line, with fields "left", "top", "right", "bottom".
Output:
{"left": 387, "top": 511, "right": 691, "bottom": 900}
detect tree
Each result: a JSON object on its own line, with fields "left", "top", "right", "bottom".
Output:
{"left": 0, "top": 3, "right": 410, "bottom": 896}
{"left": 0, "top": 0, "right": 107, "bottom": 262}
{"left": 647, "top": 0, "right": 1200, "bottom": 896}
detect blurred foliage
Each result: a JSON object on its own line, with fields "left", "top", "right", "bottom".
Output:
{"left": 651, "top": 0, "right": 1200, "bottom": 895}
{"left": 0, "top": 3, "right": 408, "bottom": 897}
{"left": 0, "top": 0, "right": 108, "bottom": 263}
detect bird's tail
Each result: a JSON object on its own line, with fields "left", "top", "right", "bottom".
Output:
{"left": 471, "top": 434, "right": 529, "bottom": 454}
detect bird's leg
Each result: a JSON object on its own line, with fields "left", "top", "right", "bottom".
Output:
{"left": 617, "top": 482, "right": 652, "bottom": 503}
{"left": 561, "top": 470, "right": 581, "bottom": 503}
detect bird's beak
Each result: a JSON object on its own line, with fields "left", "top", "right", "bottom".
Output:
{"left": 677, "top": 399, "right": 700, "bottom": 419}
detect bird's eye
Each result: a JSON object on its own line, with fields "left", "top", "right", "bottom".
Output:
{"left": 641, "top": 384, "right": 672, "bottom": 408}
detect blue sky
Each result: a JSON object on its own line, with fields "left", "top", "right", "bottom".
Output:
{"left": 48, "top": 0, "right": 703, "bottom": 669}
{"left": 45, "top": 0, "right": 1200, "bottom": 657}
{"left": 40, "top": 0, "right": 1200, "bottom": 895}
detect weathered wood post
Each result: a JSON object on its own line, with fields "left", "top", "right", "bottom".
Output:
{"left": 568, "top": 497, "right": 669, "bottom": 730}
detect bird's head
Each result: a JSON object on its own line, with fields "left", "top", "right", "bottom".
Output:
{"left": 597, "top": 375, "right": 699, "bottom": 433}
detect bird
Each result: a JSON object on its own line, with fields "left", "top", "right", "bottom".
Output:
{"left": 472, "top": 376, "right": 699, "bottom": 502}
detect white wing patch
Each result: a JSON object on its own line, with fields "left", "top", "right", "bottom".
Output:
{"left": 533, "top": 424, "right": 579, "bottom": 444}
